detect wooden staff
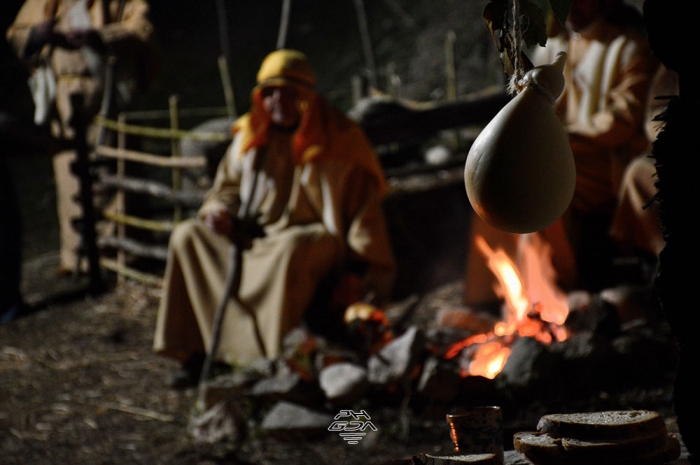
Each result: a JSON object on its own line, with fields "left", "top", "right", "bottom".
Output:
{"left": 197, "top": 157, "right": 267, "bottom": 401}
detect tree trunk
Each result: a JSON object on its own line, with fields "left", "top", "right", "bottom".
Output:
{"left": 644, "top": 0, "right": 699, "bottom": 459}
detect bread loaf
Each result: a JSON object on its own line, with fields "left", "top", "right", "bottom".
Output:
{"left": 513, "top": 431, "right": 563, "bottom": 464}
{"left": 513, "top": 410, "right": 681, "bottom": 465}
{"left": 536, "top": 410, "right": 666, "bottom": 440}
{"left": 514, "top": 431, "right": 680, "bottom": 464}
{"left": 561, "top": 430, "right": 670, "bottom": 456}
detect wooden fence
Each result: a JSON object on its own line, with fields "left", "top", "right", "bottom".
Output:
{"left": 93, "top": 98, "right": 231, "bottom": 286}
{"left": 86, "top": 30, "right": 501, "bottom": 289}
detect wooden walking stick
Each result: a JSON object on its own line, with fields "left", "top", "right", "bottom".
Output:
{"left": 197, "top": 157, "right": 267, "bottom": 401}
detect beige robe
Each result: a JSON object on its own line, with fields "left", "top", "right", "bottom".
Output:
{"left": 6, "top": 0, "right": 157, "bottom": 270}
{"left": 154, "top": 130, "right": 396, "bottom": 365}
{"left": 609, "top": 66, "right": 680, "bottom": 256}
{"left": 532, "top": 19, "right": 658, "bottom": 214}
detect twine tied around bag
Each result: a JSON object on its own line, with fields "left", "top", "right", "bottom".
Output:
{"left": 508, "top": 0, "right": 528, "bottom": 96}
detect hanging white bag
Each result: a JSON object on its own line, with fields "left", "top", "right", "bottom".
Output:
{"left": 464, "top": 51, "right": 576, "bottom": 234}
{"left": 28, "top": 56, "right": 57, "bottom": 126}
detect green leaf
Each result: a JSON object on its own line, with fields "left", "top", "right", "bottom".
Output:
{"left": 549, "top": 0, "right": 574, "bottom": 26}
{"left": 483, "top": 0, "right": 509, "bottom": 52}
{"left": 481, "top": 0, "right": 571, "bottom": 77}
{"left": 520, "top": 0, "right": 549, "bottom": 48}
{"left": 528, "top": 0, "right": 551, "bottom": 14}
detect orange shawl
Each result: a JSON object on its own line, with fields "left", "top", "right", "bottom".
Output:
{"left": 231, "top": 79, "right": 387, "bottom": 196}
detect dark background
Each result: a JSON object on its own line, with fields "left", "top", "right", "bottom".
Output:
{"left": 1, "top": 0, "right": 501, "bottom": 263}
{"left": 1, "top": 0, "right": 645, "bottom": 264}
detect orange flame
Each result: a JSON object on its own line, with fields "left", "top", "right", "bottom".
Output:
{"left": 468, "top": 341, "right": 511, "bottom": 379}
{"left": 447, "top": 233, "right": 571, "bottom": 379}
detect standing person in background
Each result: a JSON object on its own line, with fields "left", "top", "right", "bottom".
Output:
{"left": 6, "top": 0, "right": 158, "bottom": 275}
{"left": 153, "top": 49, "right": 397, "bottom": 389}
{"left": 0, "top": 155, "right": 24, "bottom": 323}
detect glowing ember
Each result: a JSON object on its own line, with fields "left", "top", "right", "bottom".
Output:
{"left": 446, "top": 233, "right": 571, "bottom": 378}
{"left": 469, "top": 341, "right": 511, "bottom": 379}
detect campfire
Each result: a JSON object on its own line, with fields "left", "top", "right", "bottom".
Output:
{"left": 444, "top": 233, "right": 571, "bottom": 379}
{"left": 192, "top": 231, "right": 676, "bottom": 445}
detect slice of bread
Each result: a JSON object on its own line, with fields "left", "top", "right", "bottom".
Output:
{"left": 607, "top": 437, "right": 680, "bottom": 465}
{"left": 513, "top": 431, "right": 563, "bottom": 464}
{"left": 561, "top": 430, "right": 670, "bottom": 457}
{"left": 513, "top": 431, "right": 681, "bottom": 465}
{"left": 414, "top": 453, "right": 498, "bottom": 465}
{"left": 536, "top": 410, "right": 666, "bottom": 440}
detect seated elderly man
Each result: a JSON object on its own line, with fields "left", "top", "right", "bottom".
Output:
{"left": 153, "top": 49, "right": 396, "bottom": 388}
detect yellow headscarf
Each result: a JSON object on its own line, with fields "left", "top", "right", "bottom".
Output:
{"left": 231, "top": 49, "right": 387, "bottom": 195}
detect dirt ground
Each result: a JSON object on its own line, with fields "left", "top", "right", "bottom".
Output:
{"left": 0, "top": 253, "right": 469, "bottom": 465}
{"left": 0, "top": 251, "right": 685, "bottom": 465}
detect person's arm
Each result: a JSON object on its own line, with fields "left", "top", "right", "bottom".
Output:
{"left": 6, "top": 0, "right": 62, "bottom": 65}
{"left": 92, "top": 0, "right": 159, "bottom": 89}
{"left": 198, "top": 140, "right": 243, "bottom": 236}
{"left": 97, "top": 0, "right": 154, "bottom": 51}
{"left": 342, "top": 167, "right": 397, "bottom": 305}
{"left": 567, "top": 34, "right": 659, "bottom": 149}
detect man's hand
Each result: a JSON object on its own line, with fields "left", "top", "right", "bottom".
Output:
{"left": 27, "top": 19, "right": 71, "bottom": 53}
{"left": 32, "top": 19, "right": 56, "bottom": 43}
{"left": 203, "top": 209, "right": 233, "bottom": 237}
{"left": 65, "top": 28, "right": 105, "bottom": 52}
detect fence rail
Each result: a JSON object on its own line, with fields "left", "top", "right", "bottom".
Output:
{"left": 92, "top": 102, "right": 230, "bottom": 285}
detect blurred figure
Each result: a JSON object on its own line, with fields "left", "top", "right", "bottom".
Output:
{"left": 529, "top": 0, "right": 659, "bottom": 290}
{"left": 609, "top": 65, "right": 679, "bottom": 260}
{"left": 1, "top": 4, "right": 48, "bottom": 323}
{"left": 6, "top": 0, "right": 158, "bottom": 274}
{"left": 0, "top": 154, "right": 23, "bottom": 323}
{"left": 153, "top": 50, "right": 396, "bottom": 388}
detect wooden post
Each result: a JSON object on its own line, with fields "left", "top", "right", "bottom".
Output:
{"left": 386, "top": 62, "right": 401, "bottom": 97}
{"left": 353, "top": 0, "right": 378, "bottom": 89}
{"left": 116, "top": 112, "right": 127, "bottom": 286}
{"left": 351, "top": 74, "right": 368, "bottom": 104}
{"left": 277, "top": 0, "right": 292, "bottom": 49}
{"left": 445, "top": 30, "right": 460, "bottom": 149}
{"left": 215, "top": 0, "right": 237, "bottom": 117}
{"left": 217, "top": 55, "right": 236, "bottom": 118}
{"left": 445, "top": 30, "right": 457, "bottom": 101}
{"left": 169, "top": 95, "right": 182, "bottom": 225}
